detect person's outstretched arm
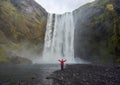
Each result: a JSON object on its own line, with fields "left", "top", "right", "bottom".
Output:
{"left": 58, "top": 59, "right": 61, "bottom": 62}
{"left": 64, "top": 59, "right": 67, "bottom": 62}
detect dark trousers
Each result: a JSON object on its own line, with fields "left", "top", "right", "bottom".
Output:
{"left": 61, "top": 65, "right": 64, "bottom": 70}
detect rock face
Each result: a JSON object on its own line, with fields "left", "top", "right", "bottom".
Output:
{"left": 1, "top": 0, "right": 120, "bottom": 64}
{"left": 114, "top": 0, "right": 120, "bottom": 14}
{"left": 0, "top": 0, "right": 47, "bottom": 64}
{"left": 73, "top": 0, "right": 120, "bottom": 63}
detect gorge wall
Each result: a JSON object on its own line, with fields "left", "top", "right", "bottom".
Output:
{"left": 73, "top": 0, "right": 120, "bottom": 63}
{"left": 0, "top": 0, "right": 47, "bottom": 64}
{"left": 0, "top": 0, "right": 120, "bottom": 64}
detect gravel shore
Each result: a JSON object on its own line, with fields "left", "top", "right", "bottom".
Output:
{"left": 48, "top": 64, "right": 120, "bottom": 85}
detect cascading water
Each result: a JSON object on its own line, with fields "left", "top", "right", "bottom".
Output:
{"left": 42, "top": 12, "right": 76, "bottom": 63}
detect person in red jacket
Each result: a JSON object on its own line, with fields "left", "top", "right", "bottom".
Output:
{"left": 58, "top": 59, "right": 67, "bottom": 71}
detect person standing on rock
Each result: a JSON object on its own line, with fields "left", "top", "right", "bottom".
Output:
{"left": 58, "top": 59, "right": 67, "bottom": 71}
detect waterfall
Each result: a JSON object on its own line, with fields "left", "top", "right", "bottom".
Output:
{"left": 42, "top": 12, "right": 75, "bottom": 63}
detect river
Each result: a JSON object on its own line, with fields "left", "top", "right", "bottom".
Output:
{"left": 0, "top": 64, "right": 59, "bottom": 85}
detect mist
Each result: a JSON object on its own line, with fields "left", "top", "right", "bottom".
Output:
{"left": 8, "top": 42, "right": 44, "bottom": 64}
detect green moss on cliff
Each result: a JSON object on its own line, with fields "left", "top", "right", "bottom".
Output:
{"left": 0, "top": 45, "right": 9, "bottom": 63}
{"left": 0, "top": 0, "right": 47, "bottom": 64}
{"left": 91, "top": 0, "right": 120, "bottom": 63}
{"left": 0, "top": 0, "right": 30, "bottom": 41}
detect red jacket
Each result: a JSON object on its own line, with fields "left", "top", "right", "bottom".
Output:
{"left": 58, "top": 59, "right": 67, "bottom": 65}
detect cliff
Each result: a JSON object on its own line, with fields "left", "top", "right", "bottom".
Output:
{"left": 73, "top": 0, "right": 120, "bottom": 63}
{"left": 0, "top": 0, "right": 47, "bottom": 63}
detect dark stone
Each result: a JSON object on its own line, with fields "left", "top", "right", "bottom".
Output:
{"left": 49, "top": 64, "right": 120, "bottom": 85}
{"left": 114, "top": 0, "right": 120, "bottom": 14}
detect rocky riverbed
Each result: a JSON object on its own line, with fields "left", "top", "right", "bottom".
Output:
{"left": 0, "top": 64, "right": 120, "bottom": 85}
{"left": 48, "top": 64, "right": 120, "bottom": 85}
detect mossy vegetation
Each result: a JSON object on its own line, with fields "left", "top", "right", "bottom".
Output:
{"left": 90, "top": 0, "right": 120, "bottom": 63}
{"left": 106, "top": 4, "right": 114, "bottom": 11}
{"left": 0, "top": 0, "right": 47, "bottom": 64}
{"left": 110, "top": 15, "right": 120, "bottom": 63}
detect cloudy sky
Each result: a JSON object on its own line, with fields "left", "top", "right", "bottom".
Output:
{"left": 35, "top": 0, "right": 94, "bottom": 14}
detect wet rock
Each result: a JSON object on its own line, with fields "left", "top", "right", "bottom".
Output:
{"left": 49, "top": 64, "right": 120, "bottom": 85}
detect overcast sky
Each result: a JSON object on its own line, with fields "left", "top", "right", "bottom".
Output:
{"left": 35, "top": 0, "right": 94, "bottom": 14}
